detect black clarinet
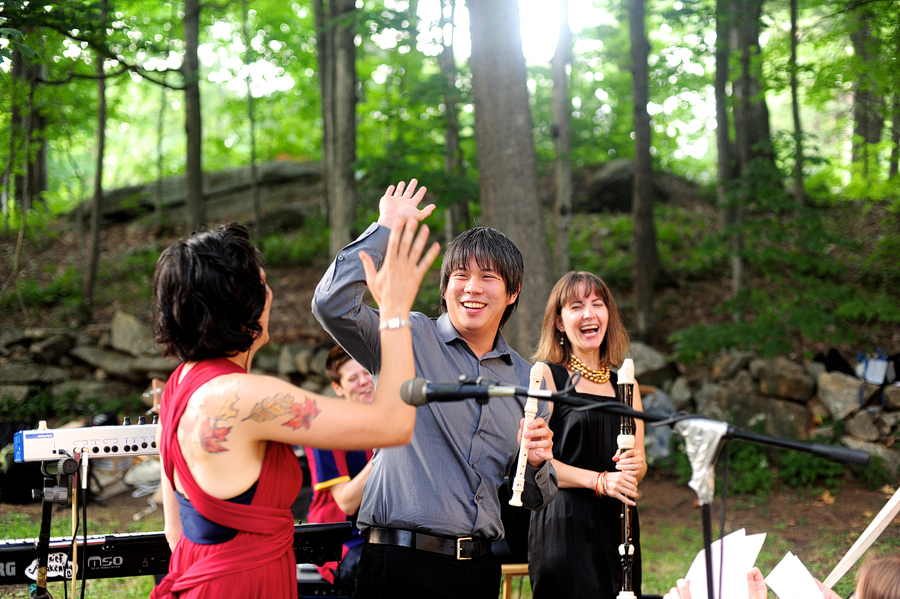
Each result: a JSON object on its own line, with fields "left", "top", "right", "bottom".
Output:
{"left": 616, "top": 359, "right": 636, "bottom": 599}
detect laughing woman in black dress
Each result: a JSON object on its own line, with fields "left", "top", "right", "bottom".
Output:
{"left": 528, "top": 271, "right": 647, "bottom": 599}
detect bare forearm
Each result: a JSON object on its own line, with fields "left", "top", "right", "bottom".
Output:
{"left": 330, "top": 460, "right": 373, "bottom": 515}
{"left": 160, "top": 469, "right": 181, "bottom": 552}
{"left": 552, "top": 459, "right": 598, "bottom": 490}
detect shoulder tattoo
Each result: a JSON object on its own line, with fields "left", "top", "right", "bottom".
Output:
{"left": 196, "top": 396, "right": 239, "bottom": 454}
{"left": 243, "top": 392, "right": 321, "bottom": 430}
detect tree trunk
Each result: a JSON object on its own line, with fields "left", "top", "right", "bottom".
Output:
{"left": 82, "top": 2, "right": 107, "bottom": 321}
{"left": 715, "top": 0, "right": 733, "bottom": 217}
{"left": 890, "top": 94, "right": 899, "bottom": 179}
{"left": 242, "top": 0, "right": 261, "bottom": 237}
{"left": 11, "top": 50, "right": 47, "bottom": 213}
{"left": 319, "top": 0, "right": 357, "bottom": 257}
{"left": 728, "top": 0, "right": 773, "bottom": 308}
{"left": 467, "top": 0, "right": 554, "bottom": 354}
{"left": 1, "top": 47, "right": 23, "bottom": 230}
{"left": 731, "top": 0, "right": 771, "bottom": 170}
{"left": 551, "top": 0, "right": 573, "bottom": 279}
{"left": 183, "top": 0, "right": 205, "bottom": 232}
{"left": 629, "top": 0, "right": 658, "bottom": 340}
{"left": 790, "top": 0, "right": 804, "bottom": 205}
{"left": 439, "top": 0, "right": 469, "bottom": 243}
{"left": 155, "top": 85, "right": 166, "bottom": 225}
{"left": 850, "top": 10, "right": 884, "bottom": 176}
{"left": 314, "top": 0, "right": 332, "bottom": 221}
{"left": 331, "top": 0, "right": 357, "bottom": 256}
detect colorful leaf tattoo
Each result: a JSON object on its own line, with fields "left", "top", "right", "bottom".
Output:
{"left": 196, "top": 394, "right": 239, "bottom": 454}
{"left": 200, "top": 419, "right": 232, "bottom": 453}
{"left": 200, "top": 396, "right": 239, "bottom": 421}
{"left": 244, "top": 394, "right": 292, "bottom": 422}
{"left": 284, "top": 398, "right": 322, "bottom": 430}
{"left": 244, "top": 393, "right": 321, "bottom": 430}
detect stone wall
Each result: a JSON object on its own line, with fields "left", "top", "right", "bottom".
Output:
{"left": 2, "top": 316, "right": 898, "bottom": 477}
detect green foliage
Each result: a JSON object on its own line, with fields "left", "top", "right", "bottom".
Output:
{"left": 722, "top": 441, "right": 774, "bottom": 497}
{"left": 850, "top": 454, "right": 894, "bottom": 491}
{"left": 668, "top": 438, "right": 775, "bottom": 497}
{"left": 569, "top": 213, "right": 634, "bottom": 286}
{"left": 0, "top": 266, "right": 80, "bottom": 310}
{"left": 776, "top": 437, "right": 847, "bottom": 489}
{"left": 0, "top": 385, "right": 146, "bottom": 423}
{"left": 0, "top": 387, "right": 75, "bottom": 422}
{"left": 257, "top": 219, "right": 330, "bottom": 267}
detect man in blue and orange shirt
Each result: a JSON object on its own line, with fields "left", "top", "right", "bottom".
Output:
{"left": 305, "top": 345, "right": 375, "bottom": 588}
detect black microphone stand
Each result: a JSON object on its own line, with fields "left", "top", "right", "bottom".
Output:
{"left": 543, "top": 391, "right": 869, "bottom": 599}
{"left": 400, "top": 376, "right": 871, "bottom": 599}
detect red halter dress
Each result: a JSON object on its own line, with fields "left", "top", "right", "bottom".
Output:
{"left": 150, "top": 358, "right": 304, "bottom": 599}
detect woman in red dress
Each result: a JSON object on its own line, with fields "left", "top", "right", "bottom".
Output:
{"left": 150, "top": 218, "right": 438, "bottom": 599}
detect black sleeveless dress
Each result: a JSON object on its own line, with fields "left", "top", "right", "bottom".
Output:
{"left": 528, "top": 363, "right": 642, "bottom": 599}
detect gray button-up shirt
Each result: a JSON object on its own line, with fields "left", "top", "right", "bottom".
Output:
{"left": 311, "top": 223, "right": 557, "bottom": 540}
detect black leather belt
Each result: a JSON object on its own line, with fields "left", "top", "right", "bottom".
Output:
{"left": 364, "top": 527, "right": 492, "bottom": 560}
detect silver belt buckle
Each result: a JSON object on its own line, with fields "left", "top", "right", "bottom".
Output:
{"left": 456, "top": 536, "right": 474, "bottom": 560}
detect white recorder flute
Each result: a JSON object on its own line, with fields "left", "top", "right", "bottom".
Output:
{"left": 509, "top": 362, "right": 544, "bottom": 507}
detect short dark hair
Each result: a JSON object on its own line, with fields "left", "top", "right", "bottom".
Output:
{"left": 439, "top": 227, "right": 523, "bottom": 329}
{"left": 153, "top": 223, "right": 267, "bottom": 362}
{"left": 324, "top": 345, "right": 353, "bottom": 385}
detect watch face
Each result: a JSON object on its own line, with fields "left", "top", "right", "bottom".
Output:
{"left": 380, "top": 318, "right": 411, "bottom": 330}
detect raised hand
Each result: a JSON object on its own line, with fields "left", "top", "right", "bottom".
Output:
{"left": 359, "top": 217, "right": 440, "bottom": 319}
{"left": 376, "top": 179, "right": 437, "bottom": 230}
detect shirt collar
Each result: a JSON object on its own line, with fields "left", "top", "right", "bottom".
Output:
{"left": 435, "top": 313, "right": 514, "bottom": 364}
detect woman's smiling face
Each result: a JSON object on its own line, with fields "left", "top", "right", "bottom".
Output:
{"left": 557, "top": 283, "right": 609, "bottom": 358}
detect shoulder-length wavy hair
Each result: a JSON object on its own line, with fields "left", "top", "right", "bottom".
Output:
{"left": 153, "top": 222, "right": 267, "bottom": 362}
{"left": 532, "top": 271, "right": 629, "bottom": 369}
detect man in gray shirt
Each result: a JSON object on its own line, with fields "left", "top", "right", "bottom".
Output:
{"left": 312, "top": 179, "right": 557, "bottom": 598}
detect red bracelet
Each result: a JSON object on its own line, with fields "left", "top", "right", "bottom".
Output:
{"left": 595, "top": 471, "right": 607, "bottom": 497}
{"left": 595, "top": 472, "right": 602, "bottom": 497}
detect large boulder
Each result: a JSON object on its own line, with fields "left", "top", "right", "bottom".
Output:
{"left": 818, "top": 371, "right": 863, "bottom": 420}
{"left": 752, "top": 356, "right": 816, "bottom": 402}
{"left": 626, "top": 342, "right": 675, "bottom": 388}
{"left": 74, "top": 160, "right": 323, "bottom": 225}
{"left": 642, "top": 389, "right": 676, "bottom": 462}
{"left": 70, "top": 346, "right": 141, "bottom": 381}
{"left": 111, "top": 311, "right": 158, "bottom": 357}
{"left": 577, "top": 159, "right": 699, "bottom": 213}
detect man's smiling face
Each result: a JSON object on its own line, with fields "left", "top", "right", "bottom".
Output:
{"left": 443, "top": 257, "right": 518, "bottom": 345}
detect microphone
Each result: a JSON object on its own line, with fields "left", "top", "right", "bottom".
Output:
{"left": 400, "top": 377, "right": 550, "bottom": 407}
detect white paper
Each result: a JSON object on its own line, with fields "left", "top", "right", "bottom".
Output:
{"left": 766, "top": 552, "right": 823, "bottom": 599}
{"left": 684, "top": 529, "right": 767, "bottom": 599}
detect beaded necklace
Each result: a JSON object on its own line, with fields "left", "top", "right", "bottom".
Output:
{"left": 568, "top": 354, "right": 611, "bottom": 384}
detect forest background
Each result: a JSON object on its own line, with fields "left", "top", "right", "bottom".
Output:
{"left": 2, "top": 2, "right": 900, "bottom": 598}
{"left": 1, "top": 0, "right": 899, "bottom": 363}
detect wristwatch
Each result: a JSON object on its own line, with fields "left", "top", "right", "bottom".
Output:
{"left": 379, "top": 317, "right": 412, "bottom": 331}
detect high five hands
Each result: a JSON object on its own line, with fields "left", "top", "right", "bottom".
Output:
{"left": 377, "top": 179, "right": 437, "bottom": 230}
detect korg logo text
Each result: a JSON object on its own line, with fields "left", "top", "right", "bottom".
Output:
{"left": 0, "top": 562, "right": 15, "bottom": 576}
